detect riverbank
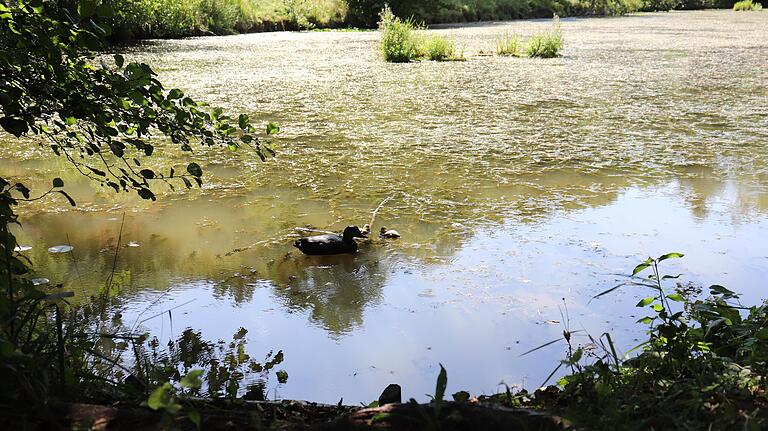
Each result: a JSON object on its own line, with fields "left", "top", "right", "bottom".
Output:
{"left": 107, "top": 0, "right": 738, "bottom": 40}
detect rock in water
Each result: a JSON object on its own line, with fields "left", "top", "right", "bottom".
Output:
{"left": 48, "top": 245, "right": 74, "bottom": 253}
{"left": 378, "top": 383, "right": 402, "bottom": 406}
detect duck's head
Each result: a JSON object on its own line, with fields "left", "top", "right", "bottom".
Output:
{"left": 342, "top": 225, "right": 366, "bottom": 241}
{"left": 361, "top": 224, "right": 371, "bottom": 235}
{"left": 379, "top": 227, "right": 387, "bottom": 234}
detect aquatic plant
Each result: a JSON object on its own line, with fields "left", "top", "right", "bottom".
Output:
{"left": 525, "top": 15, "right": 563, "bottom": 58}
{"left": 0, "top": 0, "right": 281, "bottom": 416}
{"left": 421, "top": 34, "right": 463, "bottom": 61}
{"left": 733, "top": 0, "right": 763, "bottom": 10}
{"left": 496, "top": 33, "right": 521, "bottom": 56}
{"left": 506, "top": 253, "right": 768, "bottom": 429}
{"left": 378, "top": 4, "right": 421, "bottom": 62}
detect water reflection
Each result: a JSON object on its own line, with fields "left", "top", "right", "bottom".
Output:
{"left": 1, "top": 9, "right": 767, "bottom": 402}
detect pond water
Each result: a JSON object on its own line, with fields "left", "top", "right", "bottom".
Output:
{"left": 2, "top": 9, "right": 767, "bottom": 403}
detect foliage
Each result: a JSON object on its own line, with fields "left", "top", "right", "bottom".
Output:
{"left": 499, "top": 254, "right": 768, "bottom": 430}
{"left": 733, "top": 0, "right": 762, "bottom": 9}
{"left": 525, "top": 15, "right": 563, "bottom": 58}
{"left": 378, "top": 5, "right": 463, "bottom": 62}
{"left": 420, "top": 34, "right": 463, "bottom": 61}
{"left": 106, "top": 0, "right": 348, "bottom": 39}
{"left": 0, "top": 0, "right": 282, "bottom": 414}
{"left": 378, "top": 4, "right": 421, "bottom": 62}
{"left": 496, "top": 33, "right": 521, "bottom": 56}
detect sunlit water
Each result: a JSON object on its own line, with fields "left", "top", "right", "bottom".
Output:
{"left": 1, "top": 10, "right": 767, "bottom": 403}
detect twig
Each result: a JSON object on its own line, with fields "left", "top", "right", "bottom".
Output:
{"left": 294, "top": 227, "right": 336, "bottom": 235}
{"left": 368, "top": 196, "right": 392, "bottom": 229}
{"left": 137, "top": 298, "right": 197, "bottom": 325}
{"left": 104, "top": 213, "right": 125, "bottom": 295}
{"left": 66, "top": 233, "right": 82, "bottom": 285}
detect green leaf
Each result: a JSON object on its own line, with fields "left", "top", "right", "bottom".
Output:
{"left": 87, "top": 166, "right": 106, "bottom": 176}
{"left": 657, "top": 252, "right": 684, "bottom": 262}
{"left": 186, "top": 162, "right": 203, "bottom": 177}
{"left": 114, "top": 54, "right": 124, "bottom": 68}
{"left": 57, "top": 190, "right": 76, "bottom": 207}
{"left": 238, "top": 114, "right": 249, "bottom": 130}
{"left": 96, "top": 4, "right": 114, "bottom": 17}
{"left": 637, "top": 316, "right": 654, "bottom": 324}
{"left": 52, "top": 178, "right": 64, "bottom": 188}
{"left": 276, "top": 370, "right": 289, "bottom": 384}
{"left": 632, "top": 258, "right": 653, "bottom": 276}
{"left": 147, "top": 383, "right": 172, "bottom": 410}
{"left": 168, "top": 89, "right": 184, "bottom": 100}
{"left": 0, "top": 117, "right": 29, "bottom": 137}
{"left": 667, "top": 293, "right": 684, "bottom": 302}
{"left": 435, "top": 364, "right": 447, "bottom": 403}
{"left": 78, "top": 30, "right": 102, "bottom": 50}
{"left": 180, "top": 370, "right": 204, "bottom": 389}
{"left": 137, "top": 188, "right": 156, "bottom": 201}
{"left": 636, "top": 297, "right": 655, "bottom": 307}
{"left": 266, "top": 122, "right": 280, "bottom": 135}
{"left": 78, "top": 0, "right": 98, "bottom": 17}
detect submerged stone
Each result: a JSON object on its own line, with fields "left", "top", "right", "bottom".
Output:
{"left": 48, "top": 245, "right": 74, "bottom": 253}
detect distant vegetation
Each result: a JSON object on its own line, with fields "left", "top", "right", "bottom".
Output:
{"left": 106, "top": 0, "right": 743, "bottom": 40}
{"left": 525, "top": 15, "right": 563, "bottom": 58}
{"left": 733, "top": 0, "right": 763, "bottom": 9}
{"left": 378, "top": 6, "right": 462, "bottom": 62}
{"left": 496, "top": 33, "right": 521, "bottom": 56}
{"left": 107, "top": 0, "right": 348, "bottom": 39}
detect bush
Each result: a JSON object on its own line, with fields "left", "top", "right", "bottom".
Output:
{"left": 378, "top": 5, "right": 420, "bottom": 62}
{"left": 496, "top": 33, "right": 521, "bottom": 56}
{"left": 733, "top": 0, "right": 763, "bottom": 10}
{"left": 420, "top": 34, "right": 460, "bottom": 60}
{"left": 525, "top": 15, "right": 563, "bottom": 58}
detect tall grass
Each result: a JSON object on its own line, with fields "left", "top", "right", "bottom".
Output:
{"left": 108, "top": 0, "right": 348, "bottom": 40}
{"left": 525, "top": 15, "right": 563, "bottom": 58}
{"left": 733, "top": 0, "right": 763, "bottom": 10}
{"left": 378, "top": 5, "right": 420, "bottom": 62}
{"left": 420, "top": 35, "right": 463, "bottom": 61}
{"left": 378, "top": 6, "right": 462, "bottom": 62}
{"left": 496, "top": 33, "right": 521, "bottom": 56}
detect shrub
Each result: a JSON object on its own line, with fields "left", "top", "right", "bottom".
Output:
{"left": 496, "top": 33, "right": 521, "bottom": 56}
{"left": 733, "top": 0, "right": 763, "bottom": 10}
{"left": 525, "top": 15, "right": 563, "bottom": 58}
{"left": 378, "top": 5, "right": 420, "bottom": 62}
{"left": 421, "top": 34, "right": 459, "bottom": 60}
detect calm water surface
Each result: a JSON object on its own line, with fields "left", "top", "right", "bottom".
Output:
{"left": 1, "top": 10, "right": 767, "bottom": 403}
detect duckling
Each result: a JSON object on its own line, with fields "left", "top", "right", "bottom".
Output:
{"left": 293, "top": 226, "right": 367, "bottom": 255}
{"left": 361, "top": 224, "right": 371, "bottom": 237}
{"left": 379, "top": 227, "right": 401, "bottom": 239}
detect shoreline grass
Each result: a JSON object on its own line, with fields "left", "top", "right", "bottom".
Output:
{"left": 379, "top": 6, "right": 464, "bottom": 62}
{"left": 524, "top": 15, "right": 563, "bottom": 58}
{"left": 496, "top": 33, "right": 521, "bottom": 56}
{"left": 733, "top": 0, "right": 763, "bottom": 10}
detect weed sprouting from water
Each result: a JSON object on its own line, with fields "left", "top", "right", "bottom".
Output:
{"left": 378, "top": 5, "right": 463, "bottom": 62}
{"left": 496, "top": 33, "right": 522, "bottom": 56}
{"left": 733, "top": 0, "right": 763, "bottom": 10}
{"left": 525, "top": 15, "right": 563, "bottom": 58}
{"left": 420, "top": 34, "right": 464, "bottom": 61}
{"left": 378, "top": 5, "right": 420, "bottom": 62}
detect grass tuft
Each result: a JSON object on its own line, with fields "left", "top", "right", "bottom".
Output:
{"left": 525, "top": 15, "right": 563, "bottom": 58}
{"left": 733, "top": 0, "right": 763, "bottom": 10}
{"left": 378, "top": 5, "right": 420, "bottom": 62}
{"left": 496, "top": 33, "right": 521, "bottom": 56}
{"left": 378, "top": 5, "right": 463, "bottom": 62}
